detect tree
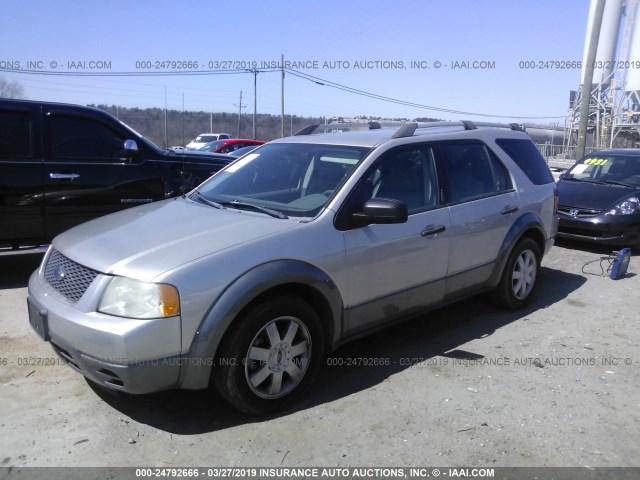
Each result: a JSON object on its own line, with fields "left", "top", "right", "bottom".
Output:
{"left": 0, "top": 76, "right": 25, "bottom": 99}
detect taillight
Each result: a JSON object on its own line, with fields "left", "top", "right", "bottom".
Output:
{"left": 553, "top": 188, "right": 559, "bottom": 214}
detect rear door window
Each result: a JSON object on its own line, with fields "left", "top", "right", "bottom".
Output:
{"left": 434, "top": 142, "right": 512, "bottom": 204}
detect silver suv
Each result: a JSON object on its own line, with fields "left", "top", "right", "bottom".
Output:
{"left": 28, "top": 121, "right": 558, "bottom": 415}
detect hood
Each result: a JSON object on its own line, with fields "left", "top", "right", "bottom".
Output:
{"left": 557, "top": 179, "right": 640, "bottom": 210}
{"left": 53, "top": 197, "right": 301, "bottom": 280}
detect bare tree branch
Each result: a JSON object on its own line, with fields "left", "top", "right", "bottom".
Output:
{"left": 0, "top": 76, "right": 26, "bottom": 99}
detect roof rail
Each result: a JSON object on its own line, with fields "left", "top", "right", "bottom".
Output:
{"left": 294, "top": 124, "right": 320, "bottom": 136}
{"left": 294, "top": 120, "right": 524, "bottom": 137}
{"left": 294, "top": 121, "right": 383, "bottom": 136}
{"left": 391, "top": 122, "right": 418, "bottom": 138}
{"left": 459, "top": 120, "right": 523, "bottom": 131}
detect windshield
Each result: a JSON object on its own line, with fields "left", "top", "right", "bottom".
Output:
{"left": 564, "top": 154, "right": 640, "bottom": 186}
{"left": 194, "top": 134, "right": 217, "bottom": 143}
{"left": 200, "top": 140, "right": 226, "bottom": 152}
{"left": 193, "top": 143, "right": 370, "bottom": 218}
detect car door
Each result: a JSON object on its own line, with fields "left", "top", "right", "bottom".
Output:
{"left": 432, "top": 141, "right": 519, "bottom": 298}
{"left": 42, "top": 109, "right": 165, "bottom": 238}
{"left": 0, "top": 101, "right": 44, "bottom": 245}
{"left": 340, "top": 143, "right": 451, "bottom": 334}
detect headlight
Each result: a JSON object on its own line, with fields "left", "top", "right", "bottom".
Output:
{"left": 98, "top": 277, "right": 180, "bottom": 319}
{"left": 606, "top": 197, "right": 640, "bottom": 216}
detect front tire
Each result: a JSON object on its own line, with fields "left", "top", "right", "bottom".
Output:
{"left": 212, "top": 295, "right": 324, "bottom": 415}
{"left": 492, "top": 238, "right": 541, "bottom": 310}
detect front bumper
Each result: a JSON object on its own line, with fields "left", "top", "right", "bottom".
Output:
{"left": 557, "top": 211, "right": 640, "bottom": 247}
{"left": 27, "top": 269, "right": 183, "bottom": 394}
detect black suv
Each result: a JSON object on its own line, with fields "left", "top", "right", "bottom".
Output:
{"left": 0, "top": 99, "right": 232, "bottom": 249}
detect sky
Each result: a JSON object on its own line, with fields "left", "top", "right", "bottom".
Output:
{"left": 0, "top": 0, "right": 596, "bottom": 125}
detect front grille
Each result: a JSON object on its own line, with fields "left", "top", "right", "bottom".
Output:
{"left": 44, "top": 249, "right": 98, "bottom": 303}
{"left": 558, "top": 206, "right": 602, "bottom": 218}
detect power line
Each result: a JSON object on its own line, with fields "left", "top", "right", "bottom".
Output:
{"left": 284, "top": 69, "right": 567, "bottom": 120}
{"left": 0, "top": 68, "right": 281, "bottom": 77}
{"left": 1, "top": 66, "right": 567, "bottom": 120}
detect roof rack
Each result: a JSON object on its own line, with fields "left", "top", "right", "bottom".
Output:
{"left": 294, "top": 120, "right": 525, "bottom": 138}
{"left": 458, "top": 121, "right": 524, "bottom": 132}
{"left": 294, "top": 121, "right": 382, "bottom": 136}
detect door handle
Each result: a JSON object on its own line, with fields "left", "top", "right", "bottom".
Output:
{"left": 49, "top": 173, "right": 80, "bottom": 180}
{"left": 421, "top": 225, "right": 446, "bottom": 237}
{"left": 501, "top": 205, "right": 518, "bottom": 215}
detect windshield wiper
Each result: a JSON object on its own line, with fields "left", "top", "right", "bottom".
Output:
{"left": 598, "top": 180, "right": 635, "bottom": 188}
{"left": 569, "top": 178, "right": 635, "bottom": 188}
{"left": 193, "top": 191, "right": 225, "bottom": 209}
{"left": 566, "top": 177, "right": 608, "bottom": 185}
{"left": 219, "top": 200, "right": 288, "bottom": 219}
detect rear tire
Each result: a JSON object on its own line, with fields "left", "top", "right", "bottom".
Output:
{"left": 492, "top": 238, "right": 540, "bottom": 310}
{"left": 212, "top": 295, "right": 323, "bottom": 415}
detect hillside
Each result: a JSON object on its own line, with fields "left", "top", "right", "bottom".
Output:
{"left": 90, "top": 105, "right": 441, "bottom": 147}
{"left": 92, "top": 105, "right": 325, "bottom": 147}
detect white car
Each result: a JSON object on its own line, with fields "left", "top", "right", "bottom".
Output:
{"left": 185, "top": 133, "right": 232, "bottom": 150}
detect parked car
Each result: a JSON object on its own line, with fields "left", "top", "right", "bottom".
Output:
{"left": 226, "top": 145, "right": 262, "bottom": 158}
{"left": 557, "top": 149, "right": 640, "bottom": 250}
{"left": 185, "top": 133, "right": 233, "bottom": 150}
{"left": 0, "top": 99, "right": 233, "bottom": 249}
{"left": 28, "top": 121, "right": 557, "bottom": 415}
{"left": 199, "top": 139, "right": 265, "bottom": 154}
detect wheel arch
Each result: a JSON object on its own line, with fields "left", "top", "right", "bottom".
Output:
{"left": 488, "top": 212, "right": 547, "bottom": 288}
{"left": 178, "top": 259, "right": 343, "bottom": 390}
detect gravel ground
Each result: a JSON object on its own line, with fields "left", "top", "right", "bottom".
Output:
{"left": 0, "top": 241, "right": 638, "bottom": 470}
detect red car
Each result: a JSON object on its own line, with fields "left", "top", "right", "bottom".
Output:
{"left": 199, "top": 139, "right": 264, "bottom": 154}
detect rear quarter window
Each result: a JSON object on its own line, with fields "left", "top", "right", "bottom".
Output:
{"left": 495, "top": 138, "right": 554, "bottom": 185}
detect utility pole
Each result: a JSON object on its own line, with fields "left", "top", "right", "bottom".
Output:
{"left": 234, "top": 90, "right": 246, "bottom": 138}
{"left": 281, "top": 53, "right": 285, "bottom": 138}
{"left": 164, "top": 86, "right": 168, "bottom": 147}
{"left": 251, "top": 69, "right": 259, "bottom": 140}
{"left": 577, "top": 0, "right": 606, "bottom": 159}
{"left": 181, "top": 93, "right": 185, "bottom": 148}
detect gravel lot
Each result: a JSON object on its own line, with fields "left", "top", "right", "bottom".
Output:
{"left": 0, "top": 241, "right": 639, "bottom": 469}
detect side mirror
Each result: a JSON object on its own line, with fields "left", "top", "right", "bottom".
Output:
{"left": 352, "top": 198, "right": 408, "bottom": 226}
{"left": 123, "top": 139, "right": 139, "bottom": 158}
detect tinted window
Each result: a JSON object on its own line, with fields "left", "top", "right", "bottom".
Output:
{"left": 49, "top": 115, "right": 126, "bottom": 159}
{"left": 435, "top": 142, "right": 512, "bottom": 204}
{"left": 0, "top": 110, "right": 32, "bottom": 158}
{"left": 495, "top": 138, "right": 554, "bottom": 185}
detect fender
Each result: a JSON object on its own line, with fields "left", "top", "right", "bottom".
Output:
{"left": 487, "top": 212, "right": 547, "bottom": 288}
{"left": 178, "top": 259, "right": 344, "bottom": 390}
